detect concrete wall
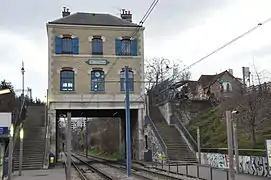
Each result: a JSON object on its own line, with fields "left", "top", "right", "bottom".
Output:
{"left": 199, "top": 152, "right": 270, "bottom": 177}
{"left": 144, "top": 125, "right": 166, "bottom": 163}
{"left": 158, "top": 102, "right": 172, "bottom": 124}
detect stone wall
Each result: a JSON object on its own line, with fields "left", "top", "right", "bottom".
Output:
{"left": 144, "top": 125, "right": 166, "bottom": 162}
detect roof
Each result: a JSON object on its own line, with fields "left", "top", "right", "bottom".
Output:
{"left": 48, "top": 12, "right": 142, "bottom": 27}
{"left": 187, "top": 81, "right": 198, "bottom": 94}
{"left": 198, "top": 70, "right": 241, "bottom": 89}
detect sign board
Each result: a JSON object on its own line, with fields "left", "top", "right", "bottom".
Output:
{"left": 0, "top": 112, "right": 11, "bottom": 135}
{"left": 86, "top": 59, "right": 109, "bottom": 65}
{"left": 266, "top": 139, "right": 271, "bottom": 175}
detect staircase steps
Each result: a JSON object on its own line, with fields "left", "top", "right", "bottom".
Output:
{"left": 13, "top": 105, "right": 46, "bottom": 171}
{"left": 149, "top": 104, "right": 197, "bottom": 162}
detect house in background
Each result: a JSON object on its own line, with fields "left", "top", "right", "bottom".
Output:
{"left": 196, "top": 70, "right": 243, "bottom": 100}
{"left": 177, "top": 70, "right": 243, "bottom": 101}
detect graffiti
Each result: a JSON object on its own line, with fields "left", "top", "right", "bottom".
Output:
{"left": 239, "top": 156, "right": 269, "bottom": 177}
{"left": 144, "top": 126, "right": 165, "bottom": 162}
{"left": 201, "top": 153, "right": 270, "bottom": 177}
{"left": 202, "top": 153, "right": 228, "bottom": 168}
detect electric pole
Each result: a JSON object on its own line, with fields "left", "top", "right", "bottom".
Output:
{"left": 226, "top": 111, "right": 235, "bottom": 180}
{"left": 66, "top": 112, "right": 72, "bottom": 180}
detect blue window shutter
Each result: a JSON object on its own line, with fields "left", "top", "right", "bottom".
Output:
{"left": 131, "top": 39, "right": 138, "bottom": 56}
{"left": 72, "top": 37, "right": 79, "bottom": 54}
{"left": 115, "top": 39, "right": 121, "bottom": 55}
{"left": 55, "top": 36, "right": 62, "bottom": 54}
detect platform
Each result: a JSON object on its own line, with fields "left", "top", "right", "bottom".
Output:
{"left": 11, "top": 168, "right": 66, "bottom": 180}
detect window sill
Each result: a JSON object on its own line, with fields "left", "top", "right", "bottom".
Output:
{"left": 89, "top": 91, "right": 106, "bottom": 94}
{"left": 120, "top": 91, "right": 135, "bottom": 94}
{"left": 59, "top": 91, "right": 76, "bottom": 93}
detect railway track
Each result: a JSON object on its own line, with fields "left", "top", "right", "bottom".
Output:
{"left": 71, "top": 154, "right": 113, "bottom": 180}
{"left": 74, "top": 151, "right": 186, "bottom": 180}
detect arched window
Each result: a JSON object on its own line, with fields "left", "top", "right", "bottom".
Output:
{"left": 91, "top": 70, "right": 105, "bottom": 92}
{"left": 120, "top": 68, "right": 134, "bottom": 91}
{"left": 92, "top": 36, "right": 103, "bottom": 55}
{"left": 60, "top": 69, "right": 75, "bottom": 91}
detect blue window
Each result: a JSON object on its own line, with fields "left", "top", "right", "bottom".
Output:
{"left": 91, "top": 70, "right": 105, "bottom": 92}
{"left": 92, "top": 37, "right": 103, "bottom": 55}
{"left": 115, "top": 38, "right": 138, "bottom": 56}
{"left": 55, "top": 36, "right": 79, "bottom": 54}
{"left": 60, "top": 70, "right": 75, "bottom": 91}
{"left": 120, "top": 69, "right": 134, "bottom": 91}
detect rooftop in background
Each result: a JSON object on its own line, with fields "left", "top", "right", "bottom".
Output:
{"left": 48, "top": 7, "right": 142, "bottom": 28}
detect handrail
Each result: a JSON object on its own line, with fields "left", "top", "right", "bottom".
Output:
{"left": 145, "top": 115, "right": 167, "bottom": 156}
{"left": 145, "top": 94, "right": 167, "bottom": 157}
{"left": 43, "top": 104, "right": 50, "bottom": 168}
{"left": 171, "top": 113, "right": 198, "bottom": 152}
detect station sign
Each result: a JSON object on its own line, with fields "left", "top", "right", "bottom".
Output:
{"left": 86, "top": 59, "right": 109, "bottom": 65}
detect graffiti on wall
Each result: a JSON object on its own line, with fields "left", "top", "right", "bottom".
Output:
{"left": 201, "top": 153, "right": 228, "bottom": 168}
{"left": 201, "top": 153, "right": 270, "bottom": 177}
{"left": 239, "top": 156, "right": 269, "bottom": 177}
{"left": 144, "top": 126, "right": 165, "bottom": 162}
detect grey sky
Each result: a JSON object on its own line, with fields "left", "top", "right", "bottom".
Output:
{"left": 0, "top": 0, "right": 271, "bottom": 100}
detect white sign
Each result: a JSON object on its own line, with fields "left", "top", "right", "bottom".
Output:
{"left": 0, "top": 112, "right": 11, "bottom": 127}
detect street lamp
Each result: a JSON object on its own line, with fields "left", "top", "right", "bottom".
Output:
{"left": 0, "top": 89, "right": 11, "bottom": 95}
{"left": 8, "top": 124, "right": 14, "bottom": 180}
{"left": 19, "top": 127, "right": 24, "bottom": 176}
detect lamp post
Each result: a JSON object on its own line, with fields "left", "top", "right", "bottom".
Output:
{"left": 19, "top": 127, "right": 24, "bottom": 176}
{"left": 0, "top": 89, "right": 11, "bottom": 95}
{"left": 8, "top": 124, "right": 14, "bottom": 180}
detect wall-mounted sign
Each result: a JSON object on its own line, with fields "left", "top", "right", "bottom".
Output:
{"left": 86, "top": 59, "right": 109, "bottom": 65}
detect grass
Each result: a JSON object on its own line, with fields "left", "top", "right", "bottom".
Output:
{"left": 187, "top": 107, "right": 270, "bottom": 156}
{"left": 87, "top": 149, "right": 121, "bottom": 160}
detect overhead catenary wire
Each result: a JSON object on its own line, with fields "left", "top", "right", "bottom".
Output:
{"left": 156, "top": 16, "right": 271, "bottom": 96}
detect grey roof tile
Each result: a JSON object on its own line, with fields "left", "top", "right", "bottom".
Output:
{"left": 48, "top": 12, "right": 141, "bottom": 27}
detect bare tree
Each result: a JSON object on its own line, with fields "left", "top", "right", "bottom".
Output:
{"left": 145, "top": 57, "right": 191, "bottom": 91}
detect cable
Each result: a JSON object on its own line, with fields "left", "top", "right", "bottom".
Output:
{"left": 88, "top": 0, "right": 159, "bottom": 100}
{"left": 157, "top": 16, "right": 271, "bottom": 96}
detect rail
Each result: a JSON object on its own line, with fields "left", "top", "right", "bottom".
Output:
{"left": 171, "top": 113, "right": 198, "bottom": 153}
{"left": 43, "top": 104, "right": 49, "bottom": 168}
{"left": 201, "top": 148, "right": 266, "bottom": 156}
{"left": 145, "top": 94, "right": 167, "bottom": 157}
{"left": 145, "top": 115, "right": 168, "bottom": 156}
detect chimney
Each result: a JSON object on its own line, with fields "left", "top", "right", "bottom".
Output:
{"left": 228, "top": 69, "right": 233, "bottom": 75}
{"left": 62, "top": 7, "right": 71, "bottom": 17}
{"left": 121, "top": 9, "right": 132, "bottom": 22}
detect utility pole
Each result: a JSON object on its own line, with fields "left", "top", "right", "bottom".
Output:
{"left": 124, "top": 66, "right": 131, "bottom": 177}
{"left": 197, "top": 127, "right": 201, "bottom": 164}
{"left": 66, "top": 112, "right": 72, "bottom": 180}
{"left": 21, "top": 62, "right": 25, "bottom": 99}
{"left": 233, "top": 118, "right": 239, "bottom": 174}
{"left": 226, "top": 111, "right": 235, "bottom": 180}
{"left": 85, "top": 118, "right": 89, "bottom": 158}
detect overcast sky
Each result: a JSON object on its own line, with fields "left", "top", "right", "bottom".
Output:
{"left": 1, "top": 0, "right": 271, "bottom": 100}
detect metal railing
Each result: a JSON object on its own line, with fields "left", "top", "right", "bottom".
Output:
{"left": 145, "top": 115, "right": 167, "bottom": 157}
{"left": 171, "top": 113, "right": 198, "bottom": 153}
{"left": 150, "top": 161, "right": 230, "bottom": 180}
